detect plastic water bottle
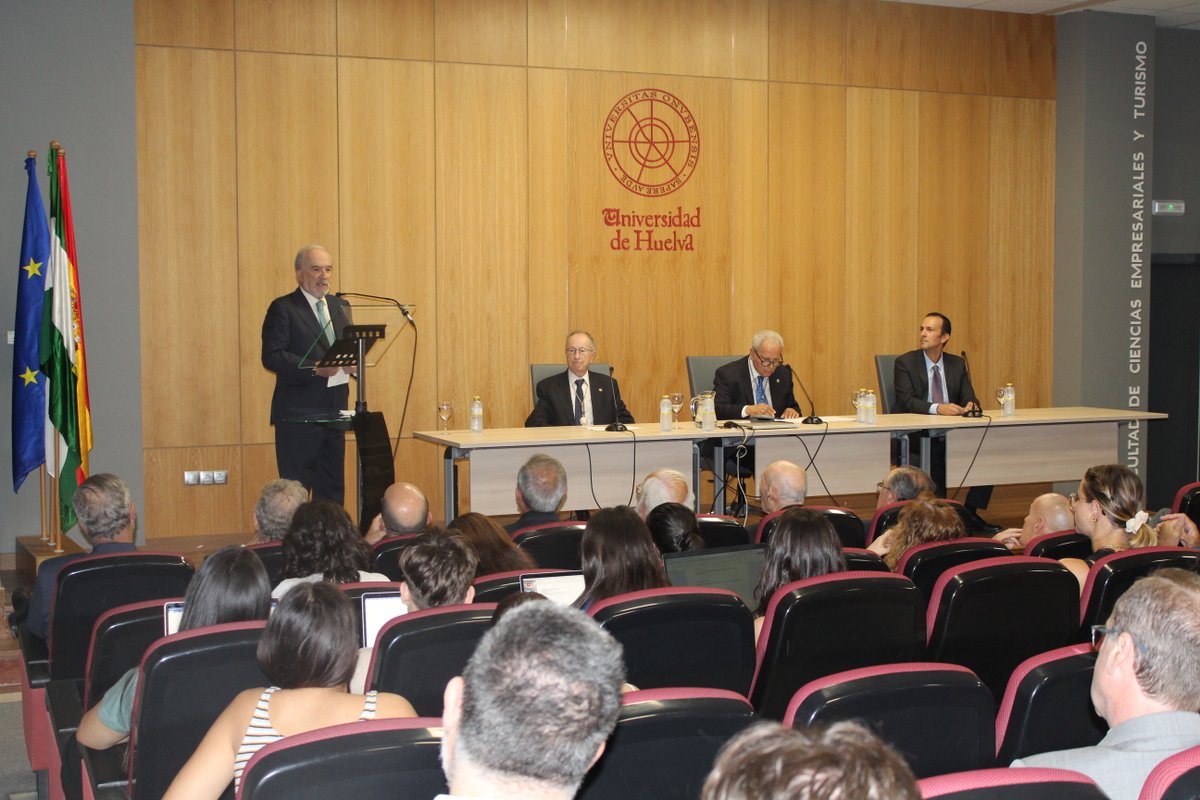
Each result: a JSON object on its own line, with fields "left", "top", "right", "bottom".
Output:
{"left": 659, "top": 395, "right": 673, "bottom": 431}
{"left": 469, "top": 396, "right": 483, "bottom": 432}
{"left": 862, "top": 390, "right": 877, "bottom": 424}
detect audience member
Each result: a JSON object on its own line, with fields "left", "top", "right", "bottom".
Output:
{"left": 1060, "top": 464, "right": 1157, "bottom": 590}
{"left": 505, "top": 454, "right": 568, "bottom": 534}
{"left": 163, "top": 582, "right": 417, "bottom": 799}
{"left": 636, "top": 468, "right": 694, "bottom": 518}
{"left": 993, "top": 492, "right": 1075, "bottom": 552}
{"left": 490, "top": 590, "right": 548, "bottom": 624}
{"left": 453, "top": 512, "right": 536, "bottom": 576}
{"left": 574, "top": 506, "right": 669, "bottom": 610}
{"left": 26, "top": 473, "right": 139, "bottom": 640}
{"left": 753, "top": 507, "right": 846, "bottom": 638}
{"left": 1157, "top": 512, "right": 1200, "bottom": 548}
{"left": 868, "top": 497, "right": 965, "bottom": 570}
{"left": 645, "top": 502, "right": 703, "bottom": 555}
{"left": 759, "top": 460, "right": 808, "bottom": 514}
{"left": 273, "top": 500, "right": 387, "bottom": 599}
{"left": 365, "top": 481, "right": 433, "bottom": 545}
{"left": 249, "top": 478, "right": 308, "bottom": 544}
{"left": 701, "top": 720, "right": 920, "bottom": 800}
{"left": 1012, "top": 569, "right": 1200, "bottom": 800}
{"left": 875, "top": 466, "right": 935, "bottom": 511}
{"left": 439, "top": 602, "right": 624, "bottom": 800}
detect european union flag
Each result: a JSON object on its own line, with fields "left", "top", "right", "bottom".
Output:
{"left": 13, "top": 154, "right": 49, "bottom": 491}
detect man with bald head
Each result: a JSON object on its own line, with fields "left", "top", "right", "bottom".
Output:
{"left": 993, "top": 493, "right": 1075, "bottom": 551}
{"left": 365, "top": 481, "right": 433, "bottom": 544}
{"left": 262, "top": 244, "right": 353, "bottom": 504}
{"left": 759, "top": 460, "right": 808, "bottom": 514}
{"left": 637, "top": 468, "right": 695, "bottom": 518}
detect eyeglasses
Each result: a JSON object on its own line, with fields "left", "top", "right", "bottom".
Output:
{"left": 565, "top": 348, "right": 595, "bottom": 356}
{"left": 876, "top": 481, "right": 887, "bottom": 492}
{"left": 1070, "top": 492, "right": 1089, "bottom": 505}
{"left": 1090, "top": 624, "right": 1116, "bottom": 650}
{"left": 753, "top": 348, "right": 783, "bottom": 368}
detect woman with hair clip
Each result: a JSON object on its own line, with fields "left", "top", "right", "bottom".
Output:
{"left": 752, "top": 507, "right": 846, "bottom": 639}
{"left": 645, "top": 502, "right": 704, "bottom": 555}
{"left": 1061, "top": 463, "right": 1157, "bottom": 591}
{"left": 573, "top": 506, "right": 669, "bottom": 611}
{"left": 76, "top": 545, "right": 273, "bottom": 751}
{"left": 450, "top": 512, "right": 536, "bottom": 577}
{"left": 272, "top": 499, "right": 387, "bottom": 599}
{"left": 163, "top": 581, "right": 417, "bottom": 799}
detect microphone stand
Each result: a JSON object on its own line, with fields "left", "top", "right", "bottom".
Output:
{"left": 785, "top": 364, "right": 823, "bottom": 425}
{"left": 959, "top": 350, "right": 983, "bottom": 418}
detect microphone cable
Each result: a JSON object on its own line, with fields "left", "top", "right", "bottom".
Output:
{"left": 950, "top": 413, "right": 992, "bottom": 503}
{"left": 788, "top": 420, "right": 842, "bottom": 507}
{"left": 584, "top": 426, "right": 638, "bottom": 510}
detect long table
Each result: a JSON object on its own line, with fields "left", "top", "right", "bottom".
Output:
{"left": 415, "top": 407, "right": 1165, "bottom": 521}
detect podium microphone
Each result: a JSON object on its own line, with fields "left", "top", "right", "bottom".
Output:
{"left": 784, "top": 363, "right": 823, "bottom": 425}
{"left": 335, "top": 291, "right": 415, "bottom": 326}
{"left": 960, "top": 350, "right": 983, "bottom": 418}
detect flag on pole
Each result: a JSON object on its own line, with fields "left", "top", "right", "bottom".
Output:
{"left": 13, "top": 154, "right": 49, "bottom": 492}
{"left": 41, "top": 144, "right": 91, "bottom": 530}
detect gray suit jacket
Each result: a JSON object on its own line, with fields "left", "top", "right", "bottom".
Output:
{"left": 1012, "top": 711, "right": 1200, "bottom": 800}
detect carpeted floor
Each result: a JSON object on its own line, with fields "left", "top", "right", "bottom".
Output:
{"left": 0, "top": 693, "right": 36, "bottom": 799}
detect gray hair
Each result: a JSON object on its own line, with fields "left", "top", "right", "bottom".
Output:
{"left": 565, "top": 330, "right": 596, "bottom": 351}
{"left": 517, "top": 454, "right": 568, "bottom": 513}
{"left": 254, "top": 479, "right": 308, "bottom": 542}
{"left": 1111, "top": 569, "right": 1200, "bottom": 711}
{"left": 884, "top": 466, "right": 935, "bottom": 502}
{"left": 762, "top": 461, "right": 808, "bottom": 506}
{"left": 751, "top": 330, "right": 784, "bottom": 351}
{"left": 293, "top": 244, "right": 327, "bottom": 270}
{"left": 456, "top": 602, "right": 624, "bottom": 793}
{"left": 637, "top": 469, "right": 695, "bottom": 517}
{"left": 72, "top": 473, "right": 133, "bottom": 543}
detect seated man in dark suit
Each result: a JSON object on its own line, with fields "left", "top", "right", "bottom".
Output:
{"left": 893, "top": 312, "right": 979, "bottom": 416}
{"left": 713, "top": 330, "right": 802, "bottom": 421}
{"left": 525, "top": 330, "right": 634, "bottom": 427}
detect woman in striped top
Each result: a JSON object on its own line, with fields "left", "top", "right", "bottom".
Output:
{"left": 163, "top": 582, "right": 417, "bottom": 799}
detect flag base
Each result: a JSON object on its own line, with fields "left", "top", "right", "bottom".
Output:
{"left": 15, "top": 536, "right": 84, "bottom": 591}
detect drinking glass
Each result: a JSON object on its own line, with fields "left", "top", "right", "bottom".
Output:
{"left": 669, "top": 392, "right": 684, "bottom": 429}
{"left": 437, "top": 401, "right": 453, "bottom": 431}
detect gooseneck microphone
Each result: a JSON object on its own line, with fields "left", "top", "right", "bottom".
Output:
{"left": 784, "top": 363, "right": 823, "bottom": 425}
{"left": 335, "top": 291, "right": 416, "bottom": 326}
{"left": 959, "top": 350, "right": 983, "bottom": 418}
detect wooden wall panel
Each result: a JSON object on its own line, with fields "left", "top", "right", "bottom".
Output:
{"left": 144, "top": 446, "right": 244, "bottom": 538}
{"left": 990, "top": 12, "right": 1056, "bottom": 100}
{"left": 238, "top": 443, "right": 279, "bottom": 534}
{"left": 337, "top": 58, "right": 436, "bottom": 436}
{"left": 917, "top": 92, "right": 990, "bottom": 373}
{"left": 435, "top": 0, "right": 527, "bottom": 66}
{"left": 138, "top": 47, "right": 239, "bottom": 449}
{"left": 768, "top": 0, "right": 846, "bottom": 85}
{"left": 527, "top": 69, "right": 572, "bottom": 362}
{"left": 845, "top": 88, "right": 920, "bottom": 404}
{"left": 919, "top": 6, "right": 991, "bottom": 95}
{"left": 235, "top": 52, "right": 340, "bottom": 446}
{"left": 730, "top": 80, "right": 771, "bottom": 348}
{"left": 435, "top": 64, "right": 529, "bottom": 429}
{"left": 768, "top": 82, "right": 846, "bottom": 415}
{"left": 987, "top": 97, "right": 1055, "bottom": 409}
{"left": 337, "top": 0, "right": 433, "bottom": 59}
{"left": 235, "top": 0, "right": 336, "bottom": 54}
{"left": 847, "top": 0, "right": 921, "bottom": 90}
{"left": 135, "top": 0, "right": 234, "bottom": 48}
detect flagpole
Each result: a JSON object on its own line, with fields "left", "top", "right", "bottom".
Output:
{"left": 38, "top": 468, "right": 49, "bottom": 541}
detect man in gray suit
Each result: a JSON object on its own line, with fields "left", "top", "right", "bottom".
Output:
{"left": 1012, "top": 569, "right": 1200, "bottom": 799}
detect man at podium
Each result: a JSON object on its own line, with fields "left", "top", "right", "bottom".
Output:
{"left": 261, "top": 244, "right": 353, "bottom": 504}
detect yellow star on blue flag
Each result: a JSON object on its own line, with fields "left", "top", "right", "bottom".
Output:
{"left": 19, "top": 366, "right": 39, "bottom": 386}
{"left": 22, "top": 257, "right": 42, "bottom": 279}
{"left": 13, "top": 155, "right": 50, "bottom": 491}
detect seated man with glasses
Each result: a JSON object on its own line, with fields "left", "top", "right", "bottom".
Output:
{"left": 712, "top": 330, "right": 801, "bottom": 421}
{"left": 525, "top": 330, "right": 634, "bottom": 427}
{"left": 1011, "top": 569, "right": 1200, "bottom": 800}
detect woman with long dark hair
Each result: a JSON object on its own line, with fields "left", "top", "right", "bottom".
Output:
{"left": 573, "top": 506, "right": 669, "bottom": 610}
{"left": 273, "top": 500, "right": 386, "bottom": 598}
{"left": 752, "top": 507, "right": 846, "bottom": 638}
{"left": 645, "top": 502, "right": 703, "bottom": 555}
{"left": 451, "top": 512, "right": 536, "bottom": 576}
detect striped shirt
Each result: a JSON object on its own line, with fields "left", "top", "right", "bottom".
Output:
{"left": 232, "top": 686, "right": 379, "bottom": 791}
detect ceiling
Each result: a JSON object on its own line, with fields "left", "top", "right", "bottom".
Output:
{"left": 885, "top": 0, "right": 1200, "bottom": 29}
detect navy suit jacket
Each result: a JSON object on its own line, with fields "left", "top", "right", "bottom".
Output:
{"left": 712, "top": 357, "right": 800, "bottom": 420}
{"left": 893, "top": 349, "right": 978, "bottom": 414}
{"left": 525, "top": 370, "right": 635, "bottom": 427}
{"left": 262, "top": 288, "right": 352, "bottom": 424}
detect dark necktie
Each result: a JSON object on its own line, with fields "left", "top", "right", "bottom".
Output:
{"left": 931, "top": 364, "right": 945, "bottom": 405}
{"left": 574, "top": 379, "right": 585, "bottom": 424}
{"left": 755, "top": 375, "right": 767, "bottom": 406}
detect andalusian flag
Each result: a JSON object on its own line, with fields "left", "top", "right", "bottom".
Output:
{"left": 41, "top": 145, "right": 91, "bottom": 530}
{"left": 12, "top": 154, "right": 49, "bottom": 492}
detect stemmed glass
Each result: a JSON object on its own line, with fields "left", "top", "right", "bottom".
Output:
{"left": 437, "top": 401, "right": 453, "bottom": 432}
{"left": 669, "top": 392, "right": 685, "bottom": 430}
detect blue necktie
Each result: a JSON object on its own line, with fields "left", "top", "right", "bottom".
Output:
{"left": 574, "top": 379, "right": 585, "bottom": 424}
{"left": 755, "top": 375, "right": 767, "bottom": 406}
{"left": 931, "top": 364, "right": 945, "bottom": 405}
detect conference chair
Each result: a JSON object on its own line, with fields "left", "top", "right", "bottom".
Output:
{"left": 1025, "top": 530, "right": 1093, "bottom": 560}
{"left": 843, "top": 548, "right": 890, "bottom": 572}
{"left": 784, "top": 663, "right": 995, "bottom": 778}
{"left": 994, "top": 643, "right": 1105, "bottom": 765}
{"left": 81, "top": 621, "right": 270, "bottom": 800}
{"left": 367, "top": 603, "right": 497, "bottom": 716}
{"left": 588, "top": 587, "right": 756, "bottom": 695}
{"left": 530, "top": 362, "right": 610, "bottom": 406}
{"left": 511, "top": 521, "right": 586, "bottom": 570}
{"left": 894, "top": 538, "right": 1013, "bottom": 601}
{"left": 749, "top": 571, "right": 925, "bottom": 719}
{"left": 1139, "top": 744, "right": 1200, "bottom": 800}
{"left": 1078, "top": 547, "right": 1200, "bottom": 638}
{"left": 695, "top": 514, "right": 750, "bottom": 548}
{"left": 236, "top": 717, "right": 447, "bottom": 800}
{"left": 578, "top": 688, "right": 757, "bottom": 800}
{"left": 472, "top": 568, "right": 574, "bottom": 604}
{"left": 756, "top": 506, "right": 866, "bottom": 549}
{"left": 370, "top": 533, "right": 422, "bottom": 581}
{"left": 874, "top": 354, "right": 899, "bottom": 414}
{"left": 1172, "top": 480, "right": 1200, "bottom": 526}
{"left": 686, "top": 354, "right": 751, "bottom": 512}
{"left": 924, "top": 557, "right": 1079, "bottom": 698}
{"left": 243, "top": 542, "right": 284, "bottom": 586}
{"left": 918, "top": 767, "right": 1109, "bottom": 799}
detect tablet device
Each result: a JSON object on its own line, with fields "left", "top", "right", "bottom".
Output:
{"left": 519, "top": 572, "right": 586, "bottom": 606}
{"left": 360, "top": 590, "right": 408, "bottom": 648}
{"left": 662, "top": 544, "right": 765, "bottom": 608}
{"left": 163, "top": 600, "right": 185, "bottom": 636}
